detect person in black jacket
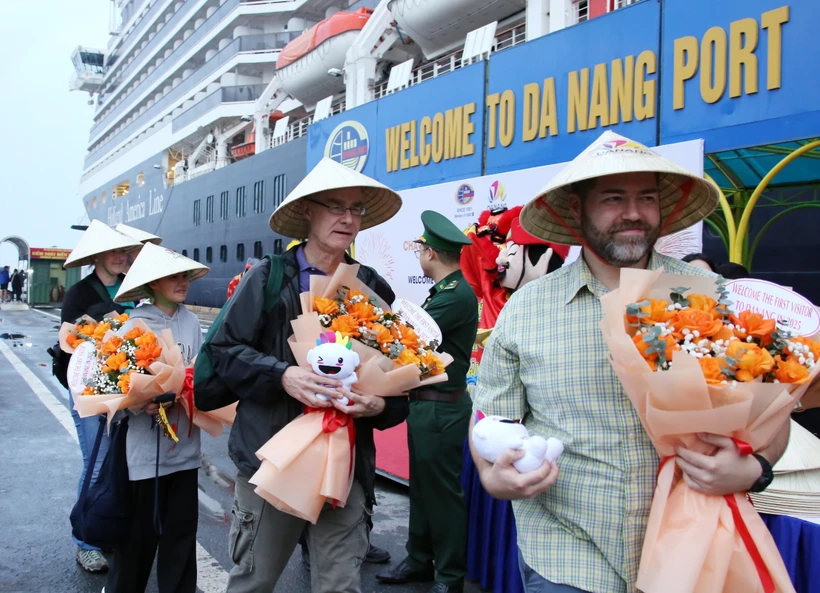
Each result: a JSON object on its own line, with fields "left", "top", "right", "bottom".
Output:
{"left": 10, "top": 269, "right": 23, "bottom": 302}
{"left": 61, "top": 220, "right": 142, "bottom": 573}
{"left": 214, "top": 158, "right": 407, "bottom": 593}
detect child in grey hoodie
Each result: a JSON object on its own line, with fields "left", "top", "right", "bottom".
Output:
{"left": 106, "top": 244, "right": 209, "bottom": 593}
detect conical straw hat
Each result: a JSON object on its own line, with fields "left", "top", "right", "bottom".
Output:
{"left": 114, "top": 242, "right": 209, "bottom": 303}
{"left": 115, "top": 223, "right": 162, "bottom": 245}
{"left": 773, "top": 420, "right": 820, "bottom": 474}
{"left": 519, "top": 131, "right": 720, "bottom": 246}
{"left": 269, "top": 158, "right": 402, "bottom": 238}
{"left": 63, "top": 219, "right": 143, "bottom": 269}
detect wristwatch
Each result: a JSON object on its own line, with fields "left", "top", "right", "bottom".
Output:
{"left": 749, "top": 454, "right": 774, "bottom": 493}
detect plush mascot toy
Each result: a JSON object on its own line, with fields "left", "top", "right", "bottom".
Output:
{"left": 472, "top": 411, "right": 564, "bottom": 473}
{"left": 306, "top": 331, "right": 360, "bottom": 405}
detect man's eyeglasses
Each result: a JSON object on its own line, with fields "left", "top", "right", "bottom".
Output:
{"left": 414, "top": 246, "right": 434, "bottom": 259}
{"left": 307, "top": 199, "right": 366, "bottom": 217}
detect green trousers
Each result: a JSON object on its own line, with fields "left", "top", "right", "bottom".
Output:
{"left": 405, "top": 393, "right": 472, "bottom": 586}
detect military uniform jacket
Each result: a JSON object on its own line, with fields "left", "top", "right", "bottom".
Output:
{"left": 421, "top": 270, "right": 478, "bottom": 392}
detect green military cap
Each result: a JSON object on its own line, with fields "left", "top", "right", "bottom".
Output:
{"left": 415, "top": 210, "right": 472, "bottom": 253}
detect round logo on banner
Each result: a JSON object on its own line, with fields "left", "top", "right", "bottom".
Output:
{"left": 455, "top": 184, "right": 474, "bottom": 205}
{"left": 67, "top": 341, "right": 98, "bottom": 396}
{"left": 324, "top": 121, "right": 369, "bottom": 172}
{"left": 725, "top": 279, "right": 820, "bottom": 337}
{"left": 393, "top": 297, "right": 443, "bottom": 346}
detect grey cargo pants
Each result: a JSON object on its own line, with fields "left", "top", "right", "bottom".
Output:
{"left": 225, "top": 470, "right": 369, "bottom": 593}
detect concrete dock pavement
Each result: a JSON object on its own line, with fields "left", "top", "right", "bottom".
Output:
{"left": 0, "top": 307, "right": 482, "bottom": 593}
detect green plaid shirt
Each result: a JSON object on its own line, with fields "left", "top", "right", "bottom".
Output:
{"left": 474, "top": 251, "right": 712, "bottom": 593}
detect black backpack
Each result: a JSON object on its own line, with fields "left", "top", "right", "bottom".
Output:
{"left": 70, "top": 416, "right": 132, "bottom": 550}
{"left": 194, "top": 255, "right": 284, "bottom": 411}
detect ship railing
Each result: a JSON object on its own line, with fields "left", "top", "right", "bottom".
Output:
{"left": 371, "top": 22, "right": 526, "bottom": 99}
{"left": 175, "top": 161, "right": 216, "bottom": 186}
{"left": 263, "top": 99, "right": 345, "bottom": 150}
{"left": 84, "top": 32, "right": 293, "bottom": 171}
{"left": 105, "top": 0, "right": 171, "bottom": 75}
{"left": 93, "top": 0, "right": 285, "bottom": 142}
{"left": 172, "top": 84, "right": 267, "bottom": 133}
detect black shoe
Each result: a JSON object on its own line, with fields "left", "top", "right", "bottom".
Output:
{"left": 428, "top": 583, "right": 463, "bottom": 593}
{"left": 365, "top": 544, "right": 391, "bottom": 564}
{"left": 376, "top": 560, "right": 434, "bottom": 584}
{"left": 301, "top": 544, "right": 310, "bottom": 571}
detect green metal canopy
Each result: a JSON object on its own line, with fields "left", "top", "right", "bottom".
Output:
{"left": 705, "top": 139, "right": 820, "bottom": 191}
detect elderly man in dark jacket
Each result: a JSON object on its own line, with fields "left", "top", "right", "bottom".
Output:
{"left": 213, "top": 158, "right": 407, "bottom": 593}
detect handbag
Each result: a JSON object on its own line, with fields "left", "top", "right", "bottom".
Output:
{"left": 70, "top": 416, "right": 132, "bottom": 550}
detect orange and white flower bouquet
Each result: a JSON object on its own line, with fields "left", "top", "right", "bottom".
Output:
{"left": 251, "top": 263, "right": 453, "bottom": 523}
{"left": 600, "top": 268, "right": 820, "bottom": 593}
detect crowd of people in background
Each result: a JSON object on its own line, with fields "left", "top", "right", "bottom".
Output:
{"left": 0, "top": 265, "right": 25, "bottom": 302}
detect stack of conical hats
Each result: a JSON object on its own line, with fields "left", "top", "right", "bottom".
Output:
{"left": 749, "top": 420, "right": 820, "bottom": 517}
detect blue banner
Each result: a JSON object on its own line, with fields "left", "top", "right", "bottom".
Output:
{"left": 307, "top": 62, "right": 486, "bottom": 190}
{"left": 660, "top": 0, "right": 820, "bottom": 151}
{"left": 484, "top": 0, "right": 660, "bottom": 174}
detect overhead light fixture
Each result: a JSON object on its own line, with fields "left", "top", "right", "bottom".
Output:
{"left": 153, "top": 164, "right": 162, "bottom": 169}
{"left": 240, "top": 115, "right": 253, "bottom": 122}
{"left": 327, "top": 68, "right": 343, "bottom": 77}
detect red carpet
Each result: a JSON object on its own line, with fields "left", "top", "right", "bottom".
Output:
{"left": 374, "top": 421, "right": 409, "bottom": 481}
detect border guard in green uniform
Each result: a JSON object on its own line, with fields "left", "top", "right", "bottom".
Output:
{"left": 377, "top": 211, "right": 478, "bottom": 593}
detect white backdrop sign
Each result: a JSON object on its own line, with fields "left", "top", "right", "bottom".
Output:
{"left": 356, "top": 139, "right": 707, "bottom": 305}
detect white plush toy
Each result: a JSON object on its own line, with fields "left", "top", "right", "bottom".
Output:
{"left": 306, "top": 331, "right": 360, "bottom": 406}
{"left": 472, "top": 411, "right": 564, "bottom": 473}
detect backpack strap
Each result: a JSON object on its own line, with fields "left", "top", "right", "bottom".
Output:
{"left": 263, "top": 254, "right": 285, "bottom": 315}
{"left": 87, "top": 273, "right": 112, "bottom": 303}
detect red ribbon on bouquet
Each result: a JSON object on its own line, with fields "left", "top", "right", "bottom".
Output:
{"left": 656, "top": 438, "right": 774, "bottom": 593}
{"left": 305, "top": 406, "right": 357, "bottom": 508}
{"left": 181, "top": 367, "right": 195, "bottom": 438}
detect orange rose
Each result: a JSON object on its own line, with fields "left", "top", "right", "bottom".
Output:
{"left": 135, "top": 343, "right": 163, "bottom": 368}
{"left": 348, "top": 302, "right": 379, "bottom": 323}
{"left": 699, "top": 356, "right": 728, "bottom": 385}
{"left": 346, "top": 289, "right": 367, "bottom": 302}
{"left": 77, "top": 323, "right": 97, "bottom": 337}
{"left": 82, "top": 385, "right": 96, "bottom": 396}
{"left": 688, "top": 294, "right": 723, "bottom": 319}
{"left": 729, "top": 310, "right": 776, "bottom": 347}
{"left": 100, "top": 336, "right": 124, "bottom": 356}
{"left": 712, "top": 325, "right": 735, "bottom": 342}
{"left": 632, "top": 332, "right": 677, "bottom": 371}
{"left": 399, "top": 326, "right": 420, "bottom": 352}
{"left": 313, "top": 297, "right": 340, "bottom": 316}
{"left": 396, "top": 348, "right": 420, "bottom": 367}
{"left": 627, "top": 299, "right": 677, "bottom": 326}
{"left": 725, "top": 341, "right": 774, "bottom": 382}
{"left": 123, "top": 327, "right": 145, "bottom": 341}
{"left": 672, "top": 308, "right": 724, "bottom": 339}
{"left": 420, "top": 350, "right": 445, "bottom": 376}
{"left": 92, "top": 322, "right": 112, "bottom": 341}
{"left": 367, "top": 323, "right": 394, "bottom": 352}
{"left": 117, "top": 372, "right": 132, "bottom": 394}
{"left": 135, "top": 332, "right": 158, "bottom": 349}
{"left": 103, "top": 352, "right": 129, "bottom": 374}
{"left": 773, "top": 355, "right": 810, "bottom": 385}
{"left": 67, "top": 333, "right": 83, "bottom": 349}
{"left": 114, "top": 314, "right": 130, "bottom": 325}
{"left": 330, "top": 315, "right": 361, "bottom": 337}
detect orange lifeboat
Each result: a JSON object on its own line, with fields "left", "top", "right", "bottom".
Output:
{"left": 276, "top": 8, "right": 372, "bottom": 105}
{"left": 230, "top": 111, "right": 286, "bottom": 160}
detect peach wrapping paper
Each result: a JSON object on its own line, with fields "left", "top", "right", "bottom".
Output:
{"left": 251, "top": 264, "right": 453, "bottom": 522}
{"left": 599, "top": 268, "right": 820, "bottom": 593}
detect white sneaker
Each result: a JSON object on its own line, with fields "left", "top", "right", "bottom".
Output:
{"left": 76, "top": 549, "right": 108, "bottom": 573}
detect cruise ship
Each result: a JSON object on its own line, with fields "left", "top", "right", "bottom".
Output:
{"left": 71, "top": 0, "right": 820, "bottom": 308}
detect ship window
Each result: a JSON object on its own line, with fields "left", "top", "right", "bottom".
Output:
{"left": 193, "top": 248, "right": 200, "bottom": 262}
{"left": 220, "top": 245, "right": 227, "bottom": 262}
{"left": 205, "top": 195, "right": 214, "bottom": 223}
{"left": 236, "top": 186, "right": 246, "bottom": 217}
{"left": 92, "top": 196, "right": 98, "bottom": 208}
{"left": 253, "top": 181, "right": 265, "bottom": 213}
{"left": 136, "top": 172, "right": 145, "bottom": 187}
{"left": 113, "top": 180, "right": 130, "bottom": 198}
{"left": 236, "top": 243, "right": 245, "bottom": 262}
{"left": 101, "top": 192, "right": 107, "bottom": 204}
{"left": 272, "top": 174, "right": 287, "bottom": 208}
{"left": 273, "top": 239, "right": 283, "bottom": 255}
{"left": 193, "top": 199, "right": 201, "bottom": 226}
{"left": 206, "top": 247, "right": 213, "bottom": 263}
{"left": 220, "top": 191, "right": 229, "bottom": 220}
{"left": 182, "top": 249, "right": 188, "bottom": 257}
{"left": 85, "top": 200, "right": 91, "bottom": 212}
{"left": 253, "top": 241, "right": 263, "bottom": 259}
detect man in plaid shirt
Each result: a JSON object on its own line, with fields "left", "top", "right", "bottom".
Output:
{"left": 470, "top": 131, "right": 791, "bottom": 593}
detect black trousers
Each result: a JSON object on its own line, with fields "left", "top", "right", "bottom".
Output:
{"left": 106, "top": 468, "right": 199, "bottom": 593}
